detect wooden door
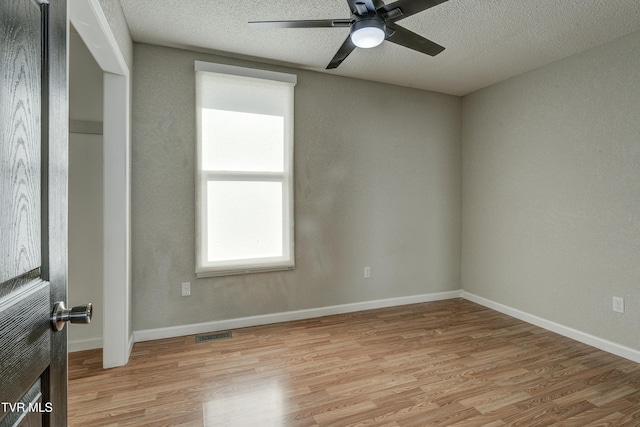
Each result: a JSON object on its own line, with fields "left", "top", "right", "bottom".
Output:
{"left": 1, "top": 0, "right": 68, "bottom": 425}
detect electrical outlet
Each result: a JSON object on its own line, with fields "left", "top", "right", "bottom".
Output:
{"left": 613, "top": 296, "right": 624, "bottom": 313}
{"left": 181, "top": 282, "right": 191, "bottom": 297}
{"left": 364, "top": 266, "right": 371, "bottom": 279}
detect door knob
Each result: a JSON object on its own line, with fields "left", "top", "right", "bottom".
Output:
{"left": 51, "top": 301, "right": 93, "bottom": 331}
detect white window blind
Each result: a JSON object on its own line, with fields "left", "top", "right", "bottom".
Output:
{"left": 195, "top": 61, "right": 296, "bottom": 277}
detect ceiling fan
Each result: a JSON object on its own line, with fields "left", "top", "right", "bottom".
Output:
{"left": 249, "top": 0, "right": 449, "bottom": 69}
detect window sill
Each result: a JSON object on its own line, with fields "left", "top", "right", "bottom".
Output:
{"left": 196, "top": 264, "right": 295, "bottom": 278}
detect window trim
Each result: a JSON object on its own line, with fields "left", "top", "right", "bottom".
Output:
{"left": 194, "top": 61, "right": 296, "bottom": 278}
{"left": 195, "top": 61, "right": 297, "bottom": 85}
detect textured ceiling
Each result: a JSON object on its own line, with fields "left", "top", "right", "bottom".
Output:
{"left": 119, "top": 0, "right": 640, "bottom": 96}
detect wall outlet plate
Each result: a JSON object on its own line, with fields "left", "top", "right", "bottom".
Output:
{"left": 181, "top": 282, "right": 191, "bottom": 297}
{"left": 364, "top": 266, "right": 371, "bottom": 279}
{"left": 613, "top": 296, "right": 624, "bottom": 313}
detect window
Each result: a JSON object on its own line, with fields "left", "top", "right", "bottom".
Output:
{"left": 195, "top": 61, "right": 296, "bottom": 277}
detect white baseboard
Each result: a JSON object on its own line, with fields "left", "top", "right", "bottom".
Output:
{"left": 133, "top": 290, "right": 463, "bottom": 343}
{"left": 462, "top": 291, "right": 640, "bottom": 364}
{"left": 124, "top": 289, "right": 640, "bottom": 364}
{"left": 126, "top": 333, "right": 134, "bottom": 363}
{"left": 69, "top": 337, "right": 102, "bottom": 353}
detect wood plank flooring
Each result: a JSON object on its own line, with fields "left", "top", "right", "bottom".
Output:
{"left": 68, "top": 299, "right": 640, "bottom": 426}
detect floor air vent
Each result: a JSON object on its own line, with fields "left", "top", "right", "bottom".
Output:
{"left": 196, "top": 331, "right": 232, "bottom": 343}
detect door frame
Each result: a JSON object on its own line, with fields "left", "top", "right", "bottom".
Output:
{"left": 68, "top": 0, "right": 132, "bottom": 368}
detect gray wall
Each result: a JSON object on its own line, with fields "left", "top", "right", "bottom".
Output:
{"left": 132, "top": 43, "right": 462, "bottom": 331}
{"left": 462, "top": 30, "right": 640, "bottom": 349}
{"left": 68, "top": 30, "right": 104, "bottom": 349}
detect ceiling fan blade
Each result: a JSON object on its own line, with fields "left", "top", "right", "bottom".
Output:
{"left": 248, "top": 19, "right": 351, "bottom": 29}
{"left": 377, "top": 0, "right": 449, "bottom": 22}
{"left": 326, "top": 35, "right": 357, "bottom": 69}
{"left": 385, "top": 24, "right": 445, "bottom": 56}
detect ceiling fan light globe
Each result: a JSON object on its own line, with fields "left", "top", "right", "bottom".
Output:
{"left": 351, "top": 25, "right": 385, "bottom": 48}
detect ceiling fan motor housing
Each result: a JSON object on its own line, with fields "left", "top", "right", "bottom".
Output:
{"left": 350, "top": 15, "right": 386, "bottom": 48}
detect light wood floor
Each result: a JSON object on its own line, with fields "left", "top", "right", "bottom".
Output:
{"left": 68, "top": 299, "right": 640, "bottom": 426}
